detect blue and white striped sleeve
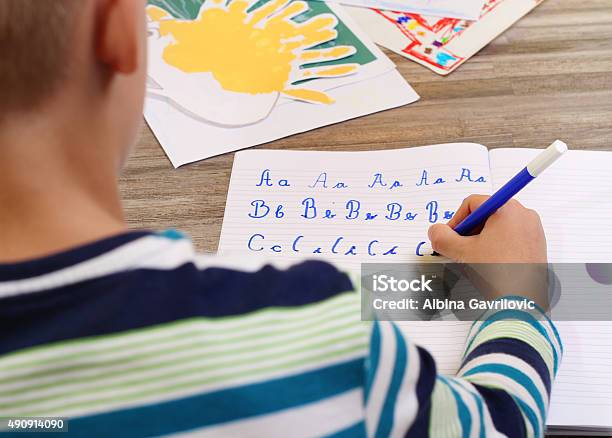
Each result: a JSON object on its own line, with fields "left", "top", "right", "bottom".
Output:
{"left": 364, "top": 297, "right": 563, "bottom": 438}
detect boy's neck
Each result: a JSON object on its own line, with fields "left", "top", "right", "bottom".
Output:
{"left": 0, "top": 109, "right": 128, "bottom": 264}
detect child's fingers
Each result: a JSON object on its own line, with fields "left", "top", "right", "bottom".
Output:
{"left": 428, "top": 224, "right": 473, "bottom": 262}
{"left": 447, "top": 194, "right": 491, "bottom": 228}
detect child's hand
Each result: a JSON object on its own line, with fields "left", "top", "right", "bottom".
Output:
{"left": 428, "top": 195, "right": 550, "bottom": 309}
{"left": 428, "top": 194, "right": 547, "bottom": 264}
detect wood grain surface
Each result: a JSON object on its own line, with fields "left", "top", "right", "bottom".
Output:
{"left": 119, "top": 0, "right": 612, "bottom": 254}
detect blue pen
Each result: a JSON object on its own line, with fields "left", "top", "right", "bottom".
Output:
{"left": 453, "top": 140, "right": 568, "bottom": 236}
{"left": 427, "top": 140, "right": 568, "bottom": 256}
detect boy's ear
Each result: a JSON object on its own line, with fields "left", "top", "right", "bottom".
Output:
{"left": 95, "top": 0, "right": 142, "bottom": 74}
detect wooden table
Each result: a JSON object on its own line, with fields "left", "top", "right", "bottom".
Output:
{"left": 120, "top": 0, "right": 612, "bottom": 254}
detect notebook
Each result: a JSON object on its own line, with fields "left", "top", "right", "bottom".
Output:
{"left": 218, "top": 143, "right": 612, "bottom": 433}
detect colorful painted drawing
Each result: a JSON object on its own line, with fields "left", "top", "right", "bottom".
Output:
{"left": 373, "top": 0, "right": 503, "bottom": 72}
{"left": 347, "top": 0, "right": 544, "bottom": 75}
{"left": 146, "top": 0, "right": 378, "bottom": 127}
{"left": 143, "top": 0, "right": 419, "bottom": 167}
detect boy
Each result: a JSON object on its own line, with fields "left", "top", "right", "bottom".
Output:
{"left": 0, "top": 1, "right": 560, "bottom": 437}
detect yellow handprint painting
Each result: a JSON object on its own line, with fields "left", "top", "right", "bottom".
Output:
{"left": 147, "top": 0, "right": 360, "bottom": 127}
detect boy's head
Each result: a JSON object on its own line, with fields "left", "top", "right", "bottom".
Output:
{"left": 0, "top": 0, "right": 79, "bottom": 113}
{"left": 0, "top": 0, "right": 148, "bottom": 169}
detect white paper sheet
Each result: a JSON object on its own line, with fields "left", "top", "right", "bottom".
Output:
{"left": 328, "top": 0, "right": 486, "bottom": 20}
{"left": 145, "top": 69, "right": 419, "bottom": 167}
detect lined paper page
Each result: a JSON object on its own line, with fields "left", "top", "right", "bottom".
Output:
{"left": 548, "top": 322, "right": 612, "bottom": 429}
{"left": 219, "top": 143, "right": 488, "bottom": 374}
{"left": 490, "top": 148, "right": 612, "bottom": 429}
{"left": 489, "top": 149, "right": 612, "bottom": 263}
{"left": 219, "top": 143, "right": 492, "bottom": 268}
{"left": 396, "top": 320, "right": 469, "bottom": 374}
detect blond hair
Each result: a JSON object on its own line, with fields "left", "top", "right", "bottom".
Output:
{"left": 0, "top": 0, "right": 82, "bottom": 113}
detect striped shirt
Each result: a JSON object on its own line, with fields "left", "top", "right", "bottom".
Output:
{"left": 0, "top": 231, "right": 562, "bottom": 437}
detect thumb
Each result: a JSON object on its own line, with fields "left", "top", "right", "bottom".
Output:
{"left": 428, "top": 224, "right": 470, "bottom": 261}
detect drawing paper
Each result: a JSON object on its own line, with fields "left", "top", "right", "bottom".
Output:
{"left": 345, "top": 0, "right": 545, "bottom": 75}
{"left": 218, "top": 143, "right": 612, "bottom": 431}
{"left": 145, "top": 69, "right": 419, "bottom": 167}
{"left": 147, "top": 0, "right": 383, "bottom": 125}
{"left": 329, "top": 0, "right": 485, "bottom": 21}
{"left": 145, "top": 0, "right": 418, "bottom": 166}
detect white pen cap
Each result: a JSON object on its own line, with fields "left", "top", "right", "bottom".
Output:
{"left": 526, "top": 140, "right": 568, "bottom": 177}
